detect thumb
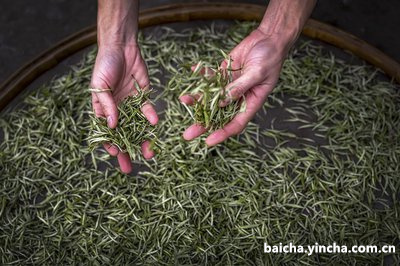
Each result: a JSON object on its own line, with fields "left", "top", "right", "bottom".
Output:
{"left": 97, "top": 91, "right": 118, "bottom": 128}
{"left": 91, "top": 80, "right": 118, "bottom": 129}
{"left": 219, "top": 70, "right": 262, "bottom": 107}
{"left": 179, "top": 93, "right": 201, "bottom": 106}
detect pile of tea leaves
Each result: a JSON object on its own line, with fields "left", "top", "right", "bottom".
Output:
{"left": 1, "top": 23, "right": 399, "bottom": 265}
{"left": 171, "top": 56, "right": 245, "bottom": 131}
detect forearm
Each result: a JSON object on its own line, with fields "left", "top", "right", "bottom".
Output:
{"left": 97, "top": 0, "right": 139, "bottom": 46}
{"left": 258, "top": 0, "right": 316, "bottom": 49}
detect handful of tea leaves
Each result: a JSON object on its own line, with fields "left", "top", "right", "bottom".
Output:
{"left": 178, "top": 54, "right": 246, "bottom": 131}
{"left": 88, "top": 82, "right": 157, "bottom": 160}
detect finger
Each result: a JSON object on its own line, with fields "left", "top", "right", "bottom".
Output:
{"left": 90, "top": 79, "right": 119, "bottom": 128}
{"left": 205, "top": 119, "right": 246, "bottom": 147}
{"left": 183, "top": 124, "right": 207, "bottom": 141}
{"left": 219, "top": 70, "right": 263, "bottom": 107}
{"left": 179, "top": 94, "right": 201, "bottom": 106}
{"left": 141, "top": 141, "right": 155, "bottom": 160}
{"left": 141, "top": 102, "right": 158, "bottom": 125}
{"left": 92, "top": 93, "right": 105, "bottom": 117}
{"left": 206, "top": 85, "right": 270, "bottom": 146}
{"left": 103, "top": 143, "right": 119, "bottom": 156}
{"left": 117, "top": 152, "right": 132, "bottom": 174}
{"left": 91, "top": 67, "right": 119, "bottom": 128}
{"left": 96, "top": 91, "right": 118, "bottom": 128}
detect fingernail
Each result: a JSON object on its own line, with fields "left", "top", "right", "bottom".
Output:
{"left": 219, "top": 98, "right": 231, "bottom": 107}
{"left": 107, "top": 116, "right": 113, "bottom": 127}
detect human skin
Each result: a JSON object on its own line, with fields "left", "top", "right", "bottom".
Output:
{"left": 180, "top": 0, "right": 316, "bottom": 146}
{"left": 92, "top": 0, "right": 316, "bottom": 174}
{"left": 91, "top": 0, "right": 158, "bottom": 174}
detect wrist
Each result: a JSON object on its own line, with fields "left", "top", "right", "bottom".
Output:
{"left": 256, "top": 26, "right": 298, "bottom": 53}
{"left": 97, "top": 0, "right": 139, "bottom": 47}
{"left": 258, "top": 0, "right": 316, "bottom": 50}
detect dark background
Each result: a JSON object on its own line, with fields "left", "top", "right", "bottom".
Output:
{"left": 0, "top": 0, "right": 399, "bottom": 84}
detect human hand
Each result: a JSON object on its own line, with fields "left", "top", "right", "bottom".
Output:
{"left": 180, "top": 28, "right": 289, "bottom": 146}
{"left": 90, "top": 43, "right": 158, "bottom": 174}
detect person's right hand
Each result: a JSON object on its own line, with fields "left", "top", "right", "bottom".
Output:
{"left": 90, "top": 43, "right": 158, "bottom": 174}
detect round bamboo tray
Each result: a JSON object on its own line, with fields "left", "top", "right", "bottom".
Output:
{"left": 0, "top": 2, "right": 399, "bottom": 111}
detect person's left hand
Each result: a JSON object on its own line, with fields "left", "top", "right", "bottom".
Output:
{"left": 180, "top": 28, "right": 290, "bottom": 146}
